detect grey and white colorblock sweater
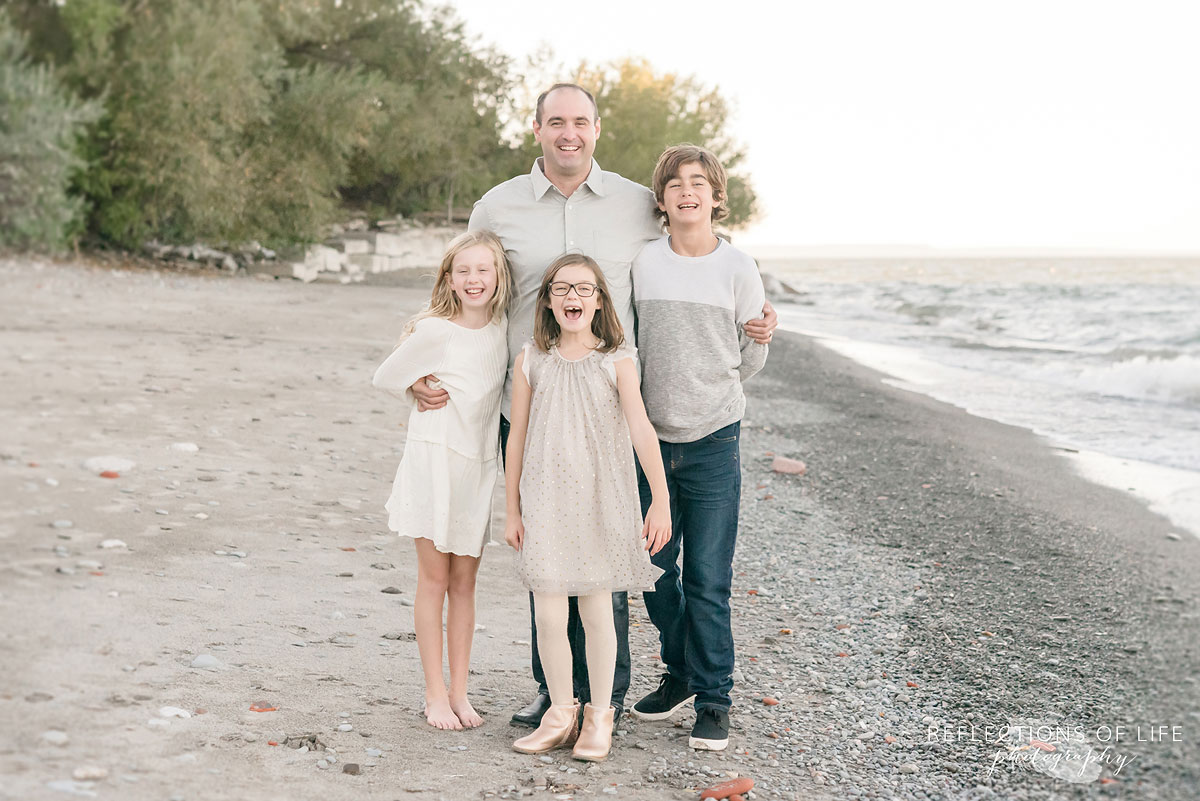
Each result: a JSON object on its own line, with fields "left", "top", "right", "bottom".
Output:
{"left": 632, "top": 235, "right": 768, "bottom": 443}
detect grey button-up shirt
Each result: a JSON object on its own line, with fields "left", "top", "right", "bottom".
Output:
{"left": 468, "top": 158, "right": 662, "bottom": 415}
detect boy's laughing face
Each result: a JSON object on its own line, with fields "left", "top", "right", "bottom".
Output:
{"left": 659, "top": 161, "right": 718, "bottom": 229}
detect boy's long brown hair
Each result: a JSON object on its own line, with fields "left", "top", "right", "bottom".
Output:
{"left": 532, "top": 253, "right": 624, "bottom": 353}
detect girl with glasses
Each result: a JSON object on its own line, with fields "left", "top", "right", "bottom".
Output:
{"left": 503, "top": 252, "right": 671, "bottom": 762}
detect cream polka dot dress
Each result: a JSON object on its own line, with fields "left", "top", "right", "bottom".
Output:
{"left": 515, "top": 341, "right": 664, "bottom": 595}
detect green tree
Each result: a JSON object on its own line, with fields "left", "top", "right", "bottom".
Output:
{"left": 8, "top": 0, "right": 518, "bottom": 247}
{"left": 521, "top": 59, "right": 758, "bottom": 229}
{"left": 0, "top": 8, "right": 101, "bottom": 251}
{"left": 263, "top": 0, "right": 520, "bottom": 221}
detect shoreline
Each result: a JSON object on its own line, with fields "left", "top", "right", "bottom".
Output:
{"left": 789, "top": 325, "right": 1200, "bottom": 540}
{"left": 2, "top": 260, "right": 1197, "bottom": 799}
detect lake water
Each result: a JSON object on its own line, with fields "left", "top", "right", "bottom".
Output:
{"left": 761, "top": 255, "right": 1200, "bottom": 537}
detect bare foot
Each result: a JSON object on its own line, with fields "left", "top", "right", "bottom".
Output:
{"left": 424, "top": 698, "right": 463, "bottom": 730}
{"left": 449, "top": 696, "right": 484, "bottom": 728}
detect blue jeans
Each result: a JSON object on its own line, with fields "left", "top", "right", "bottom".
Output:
{"left": 500, "top": 415, "right": 631, "bottom": 707}
{"left": 637, "top": 421, "right": 741, "bottom": 710}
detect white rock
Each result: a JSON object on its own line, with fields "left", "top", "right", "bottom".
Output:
{"left": 51, "top": 520, "right": 73, "bottom": 529}
{"left": 41, "top": 730, "right": 70, "bottom": 746}
{"left": 99, "top": 539, "right": 127, "bottom": 549}
{"left": 170, "top": 442, "right": 199, "bottom": 453}
{"left": 83, "top": 456, "right": 135, "bottom": 474}
{"left": 194, "top": 513, "right": 209, "bottom": 520}
{"left": 45, "top": 780, "right": 97, "bottom": 797}
{"left": 46, "top": 477, "right": 60, "bottom": 487}
{"left": 190, "top": 654, "right": 222, "bottom": 670}
{"left": 337, "top": 723, "right": 353, "bottom": 732}
{"left": 72, "top": 766, "right": 108, "bottom": 781}
{"left": 159, "top": 706, "right": 191, "bottom": 719}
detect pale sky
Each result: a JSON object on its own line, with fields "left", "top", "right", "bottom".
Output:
{"left": 445, "top": 0, "right": 1200, "bottom": 253}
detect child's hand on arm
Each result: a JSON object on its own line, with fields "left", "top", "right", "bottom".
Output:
{"left": 614, "top": 357, "right": 672, "bottom": 555}
{"left": 504, "top": 350, "right": 533, "bottom": 551}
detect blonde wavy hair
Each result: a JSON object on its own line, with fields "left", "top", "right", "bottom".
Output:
{"left": 398, "top": 230, "right": 511, "bottom": 345}
{"left": 532, "top": 253, "right": 624, "bottom": 354}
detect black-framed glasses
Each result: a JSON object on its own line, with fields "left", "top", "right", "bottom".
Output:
{"left": 548, "top": 281, "right": 597, "bottom": 297}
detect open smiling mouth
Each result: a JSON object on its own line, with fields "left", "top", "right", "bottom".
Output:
{"left": 563, "top": 302, "right": 583, "bottom": 321}
{"left": 678, "top": 203, "right": 699, "bottom": 210}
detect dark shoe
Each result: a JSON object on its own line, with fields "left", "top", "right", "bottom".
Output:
{"left": 688, "top": 707, "right": 729, "bottom": 751}
{"left": 510, "top": 691, "right": 551, "bottom": 727}
{"left": 631, "top": 674, "right": 695, "bottom": 721}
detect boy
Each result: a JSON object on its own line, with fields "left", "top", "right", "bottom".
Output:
{"left": 630, "top": 144, "right": 769, "bottom": 750}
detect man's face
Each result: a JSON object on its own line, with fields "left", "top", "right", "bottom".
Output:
{"left": 533, "top": 88, "right": 601, "bottom": 180}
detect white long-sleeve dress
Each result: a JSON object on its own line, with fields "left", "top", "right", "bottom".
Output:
{"left": 372, "top": 316, "right": 507, "bottom": 557}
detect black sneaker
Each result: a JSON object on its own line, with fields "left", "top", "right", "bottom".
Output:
{"left": 689, "top": 707, "right": 729, "bottom": 751}
{"left": 631, "top": 673, "right": 695, "bottom": 721}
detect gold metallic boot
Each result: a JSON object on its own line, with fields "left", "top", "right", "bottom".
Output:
{"left": 571, "top": 703, "right": 615, "bottom": 762}
{"left": 512, "top": 702, "right": 579, "bottom": 754}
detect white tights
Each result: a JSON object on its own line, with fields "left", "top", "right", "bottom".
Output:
{"left": 533, "top": 592, "right": 615, "bottom": 708}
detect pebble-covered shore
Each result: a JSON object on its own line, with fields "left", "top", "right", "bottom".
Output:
{"left": 2, "top": 259, "right": 1197, "bottom": 800}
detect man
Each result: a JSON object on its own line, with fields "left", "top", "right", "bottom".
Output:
{"left": 411, "top": 83, "right": 777, "bottom": 729}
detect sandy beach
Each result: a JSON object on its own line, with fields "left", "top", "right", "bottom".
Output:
{"left": 2, "top": 258, "right": 1197, "bottom": 801}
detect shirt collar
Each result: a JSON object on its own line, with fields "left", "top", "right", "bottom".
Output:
{"left": 530, "top": 158, "right": 607, "bottom": 200}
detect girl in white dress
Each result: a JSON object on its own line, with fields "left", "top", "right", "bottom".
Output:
{"left": 504, "top": 253, "right": 672, "bottom": 762}
{"left": 373, "top": 231, "right": 510, "bottom": 731}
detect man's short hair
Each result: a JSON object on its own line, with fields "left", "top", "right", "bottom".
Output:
{"left": 652, "top": 143, "right": 730, "bottom": 226}
{"left": 535, "top": 83, "right": 599, "bottom": 125}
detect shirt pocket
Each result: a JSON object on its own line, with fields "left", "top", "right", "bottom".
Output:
{"left": 590, "top": 235, "right": 635, "bottom": 303}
